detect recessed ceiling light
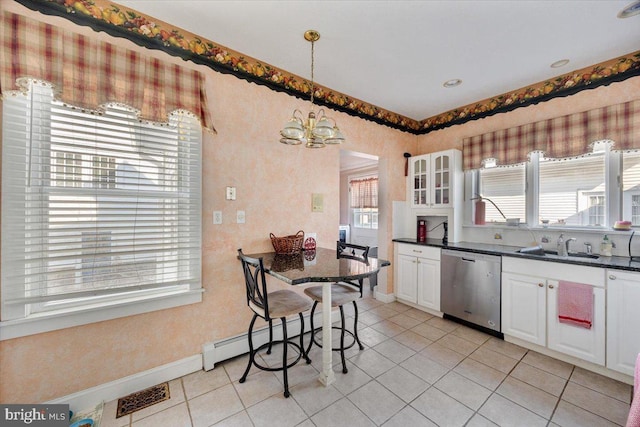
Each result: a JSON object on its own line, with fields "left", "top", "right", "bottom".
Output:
{"left": 618, "top": 0, "right": 640, "bottom": 18}
{"left": 443, "top": 79, "right": 462, "bottom": 88}
{"left": 550, "top": 59, "right": 570, "bottom": 68}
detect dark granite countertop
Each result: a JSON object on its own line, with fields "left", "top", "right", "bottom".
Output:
{"left": 393, "top": 238, "right": 640, "bottom": 273}
{"left": 246, "top": 247, "right": 391, "bottom": 285}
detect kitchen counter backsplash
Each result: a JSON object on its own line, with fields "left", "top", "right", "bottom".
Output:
{"left": 393, "top": 237, "right": 640, "bottom": 273}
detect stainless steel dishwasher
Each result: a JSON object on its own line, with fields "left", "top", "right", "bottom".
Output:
{"left": 440, "top": 249, "right": 502, "bottom": 336}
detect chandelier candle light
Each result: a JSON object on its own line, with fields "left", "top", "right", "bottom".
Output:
{"left": 279, "top": 30, "right": 346, "bottom": 148}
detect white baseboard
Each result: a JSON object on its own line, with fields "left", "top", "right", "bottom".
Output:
{"left": 504, "top": 334, "right": 634, "bottom": 385}
{"left": 203, "top": 310, "right": 331, "bottom": 370}
{"left": 374, "top": 291, "right": 396, "bottom": 303}
{"left": 394, "top": 297, "right": 443, "bottom": 317}
{"left": 47, "top": 354, "right": 202, "bottom": 413}
{"left": 46, "top": 308, "right": 346, "bottom": 413}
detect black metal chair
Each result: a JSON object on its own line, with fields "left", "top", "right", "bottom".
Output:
{"left": 237, "top": 249, "right": 313, "bottom": 398}
{"left": 304, "top": 242, "right": 369, "bottom": 373}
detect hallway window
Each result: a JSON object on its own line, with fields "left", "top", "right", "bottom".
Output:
{"left": 350, "top": 176, "right": 378, "bottom": 229}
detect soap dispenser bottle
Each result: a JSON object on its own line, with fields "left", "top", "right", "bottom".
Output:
{"left": 557, "top": 233, "right": 566, "bottom": 256}
{"left": 601, "top": 234, "right": 612, "bottom": 256}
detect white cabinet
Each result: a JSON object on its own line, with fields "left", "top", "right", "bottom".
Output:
{"left": 606, "top": 269, "right": 640, "bottom": 376}
{"left": 547, "top": 280, "right": 605, "bottom": 365}
{"left": 502, "top": 272, "right": 546, "bottom": 346}
{"left": 501, "top": 258, "right": 605, "bottom": 365}
{"left": 395, "top": 244, "right": 441, "bottom": 312}
{"left": 410, "top": 149, "right": 461, "bottom": 209}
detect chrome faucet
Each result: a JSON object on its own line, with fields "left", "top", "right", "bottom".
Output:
{"left": 557, "top": 234, "right": 567, "bottom": 256}
{"left": 565, "top": 237, "right": 577, "bottom": 254}
{"left": 584, "top": 242, "right": 592, "bottom": 255}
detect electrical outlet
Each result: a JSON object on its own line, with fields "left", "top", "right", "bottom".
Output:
{"left": 236, "top": 210, "right": 245, "bottom": 224}
{"left": 213, "top": 211, "right": 222, "bottom": 225}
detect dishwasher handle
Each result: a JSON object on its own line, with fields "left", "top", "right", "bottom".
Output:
{"left": 461, "top": 257, "right": 476, "bottom": 263}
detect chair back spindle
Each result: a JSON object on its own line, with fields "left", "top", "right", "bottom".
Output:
{"left": 238, "top": 249, "right": 271, "bottom": 321}
{"left": 336, "top": 241, "right": 370, "bottom": 261}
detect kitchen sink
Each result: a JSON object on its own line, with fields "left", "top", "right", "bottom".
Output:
{"left": 516, "top": 248, "right": 599, "bottom": 259}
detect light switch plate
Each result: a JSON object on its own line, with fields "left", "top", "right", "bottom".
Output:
{"left": 226, "top": 186, "right": 236, "bottom": 200}
{"left": 236, "top": 210, "right": 245, "bottom": 224}
{"left": 213, "top": 211, "right": 222, "bottom": 224}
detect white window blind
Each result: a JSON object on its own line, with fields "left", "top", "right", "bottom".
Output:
{"left": 479, "top": 164, "right": 526, "bottom": 223}
{"left": 2, "top": 82, "right": 202, "bottom": 320}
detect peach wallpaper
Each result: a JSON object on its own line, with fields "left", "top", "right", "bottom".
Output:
{"left": 2, "top": 0, "right": 639, "bottom": 405}
{"left": 0, "top": 1, "right": 414, "bottom": 403}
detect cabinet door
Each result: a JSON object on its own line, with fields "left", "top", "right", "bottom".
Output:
{"left": 410, "top": 156, "right": 429, "bottom": 208}
{"left": 501, "top": 272, "right": 546, "bottom": 346}
{"left": 431, "top": 152, "right": 451, "bottom": 208}
{"left": 417, "top": 257, "right": 440, "bottom": 311}
{"left": 547, "top": 280, "right": 605, "bottom": 365}
{"left": 396, "top": 254, "right": 418, "bottom": 303}
{"left": 607, "top": 271, "right": 640, "bottom": 376}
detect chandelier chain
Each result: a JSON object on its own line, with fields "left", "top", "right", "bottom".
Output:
{"left": 310, "top": 39, "right": 315, "bottom": 105}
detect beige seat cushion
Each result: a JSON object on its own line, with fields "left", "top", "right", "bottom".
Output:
{"left": 263, "top": 289, "right": 313, "bottom": 319}
{"left": 304, "top": 283, "right": 360, "bottom": 307}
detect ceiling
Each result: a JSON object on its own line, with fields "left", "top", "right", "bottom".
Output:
{"left": 116, "top": 0, "right": 640, "bottom": 123}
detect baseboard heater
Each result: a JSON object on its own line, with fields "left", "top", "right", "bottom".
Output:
{"left": 203, "top": 310, "right": 330, "bottom": 370}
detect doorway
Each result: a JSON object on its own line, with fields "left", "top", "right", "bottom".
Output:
{"left": 340, "top": 150, "right": 379, "bottom": 248}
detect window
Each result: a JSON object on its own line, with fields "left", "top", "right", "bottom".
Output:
{"left": 539, "top": 149, "right": 606, "bottom": 227}
{"left": 1, "top": 82, "right": 203, "bottom": 334}
{"left": 587, "top": 195, "right": 605, "bottom": 226}
{"left": 350, "top": 176, "right": 378, "bottom": 229}
{"left": 53, "top": 152, "right": 82, "bottom": 187}
{"left": 632, "top": 195, "right": 640, "bottom": 225}
{"left": 92, "top": 156, "right": 116, "bottom": 189}
{"left": 623, "top": 151, "right": 640, "bottom": 225}
{"left": 467, "top": 142, "right": 640, "bottom": 229}
{"left": 479, "top": 164, "right": 526, "bottom": 223}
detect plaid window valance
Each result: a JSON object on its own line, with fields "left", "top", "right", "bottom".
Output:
{"left": 350, "top": 177, "right": 378, "bottom": 209}
{"left": 0, "top": 12, "right": 214, "bottom": 133}
{"left": 462, "top": 99, "right": 640, "bottom": 170}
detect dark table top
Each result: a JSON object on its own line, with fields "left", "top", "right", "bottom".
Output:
{"left": 245, "top": 247, "right": 391, "bottom": 285}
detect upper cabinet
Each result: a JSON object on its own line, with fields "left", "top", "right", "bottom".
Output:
{"left": 410, "top": 149, "right": 461, "bottom": 209}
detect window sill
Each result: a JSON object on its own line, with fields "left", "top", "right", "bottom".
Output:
{"left": 0, "top": 289, "right": 203, "bottom": 341}
{"left": 463, "top": 223, "right": 636, "bottom": 234}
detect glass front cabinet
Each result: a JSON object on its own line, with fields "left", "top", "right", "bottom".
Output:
{"left": 410, "top": 149, "right": 461, "bottom": 209}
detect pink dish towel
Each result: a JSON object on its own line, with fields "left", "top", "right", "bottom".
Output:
{"left": 626, "top": 353, "right": 640, "bottom": 427}
{"left": 557, "top": 280, "right": 593, "bottom": 329}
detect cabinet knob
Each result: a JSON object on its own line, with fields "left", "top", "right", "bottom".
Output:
{"left": 548, "top": 284, "right": 554, "bottom": 289}
{"left": 416, "top": 260, "right": 421, "bottom": 264}
{"left": 538, "top": 283, "right": 544, "bottom": 287}
{"left": 608, "top": 274, "right": 616, "bottom": 280}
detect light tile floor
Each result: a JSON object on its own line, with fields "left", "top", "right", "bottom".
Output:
{"left": 100, "top": 291, "right": 634, "bottom": 427}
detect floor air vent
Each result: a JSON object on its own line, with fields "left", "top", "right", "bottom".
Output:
{"left": 116, "top": 382, "right": 170, "bottom": 418}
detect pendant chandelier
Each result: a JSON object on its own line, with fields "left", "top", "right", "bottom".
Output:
{"left": 279, "top": 30, "right": 345, "bottom": 148}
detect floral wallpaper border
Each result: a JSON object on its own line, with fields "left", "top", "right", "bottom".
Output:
{"left": 15, "top": 0, "right": 640, "bottom": 135}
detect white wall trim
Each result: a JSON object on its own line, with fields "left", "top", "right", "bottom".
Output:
{"left": 1, "top": 290, "right": 203, "bottom": 341}
{"left": 374, "top": 291, "right": 395, "bottom": 304}
{"left": 45, "top": 308, "right": 349, "bottom": 413}
{"left": 47, "top": 354, "right": 203, "bottom": 413}
{"left": 504, "top": 334, "right": 634, "bottom": 385}
{"left": 203, "top": 310, "right": 336, "bottom": 370}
